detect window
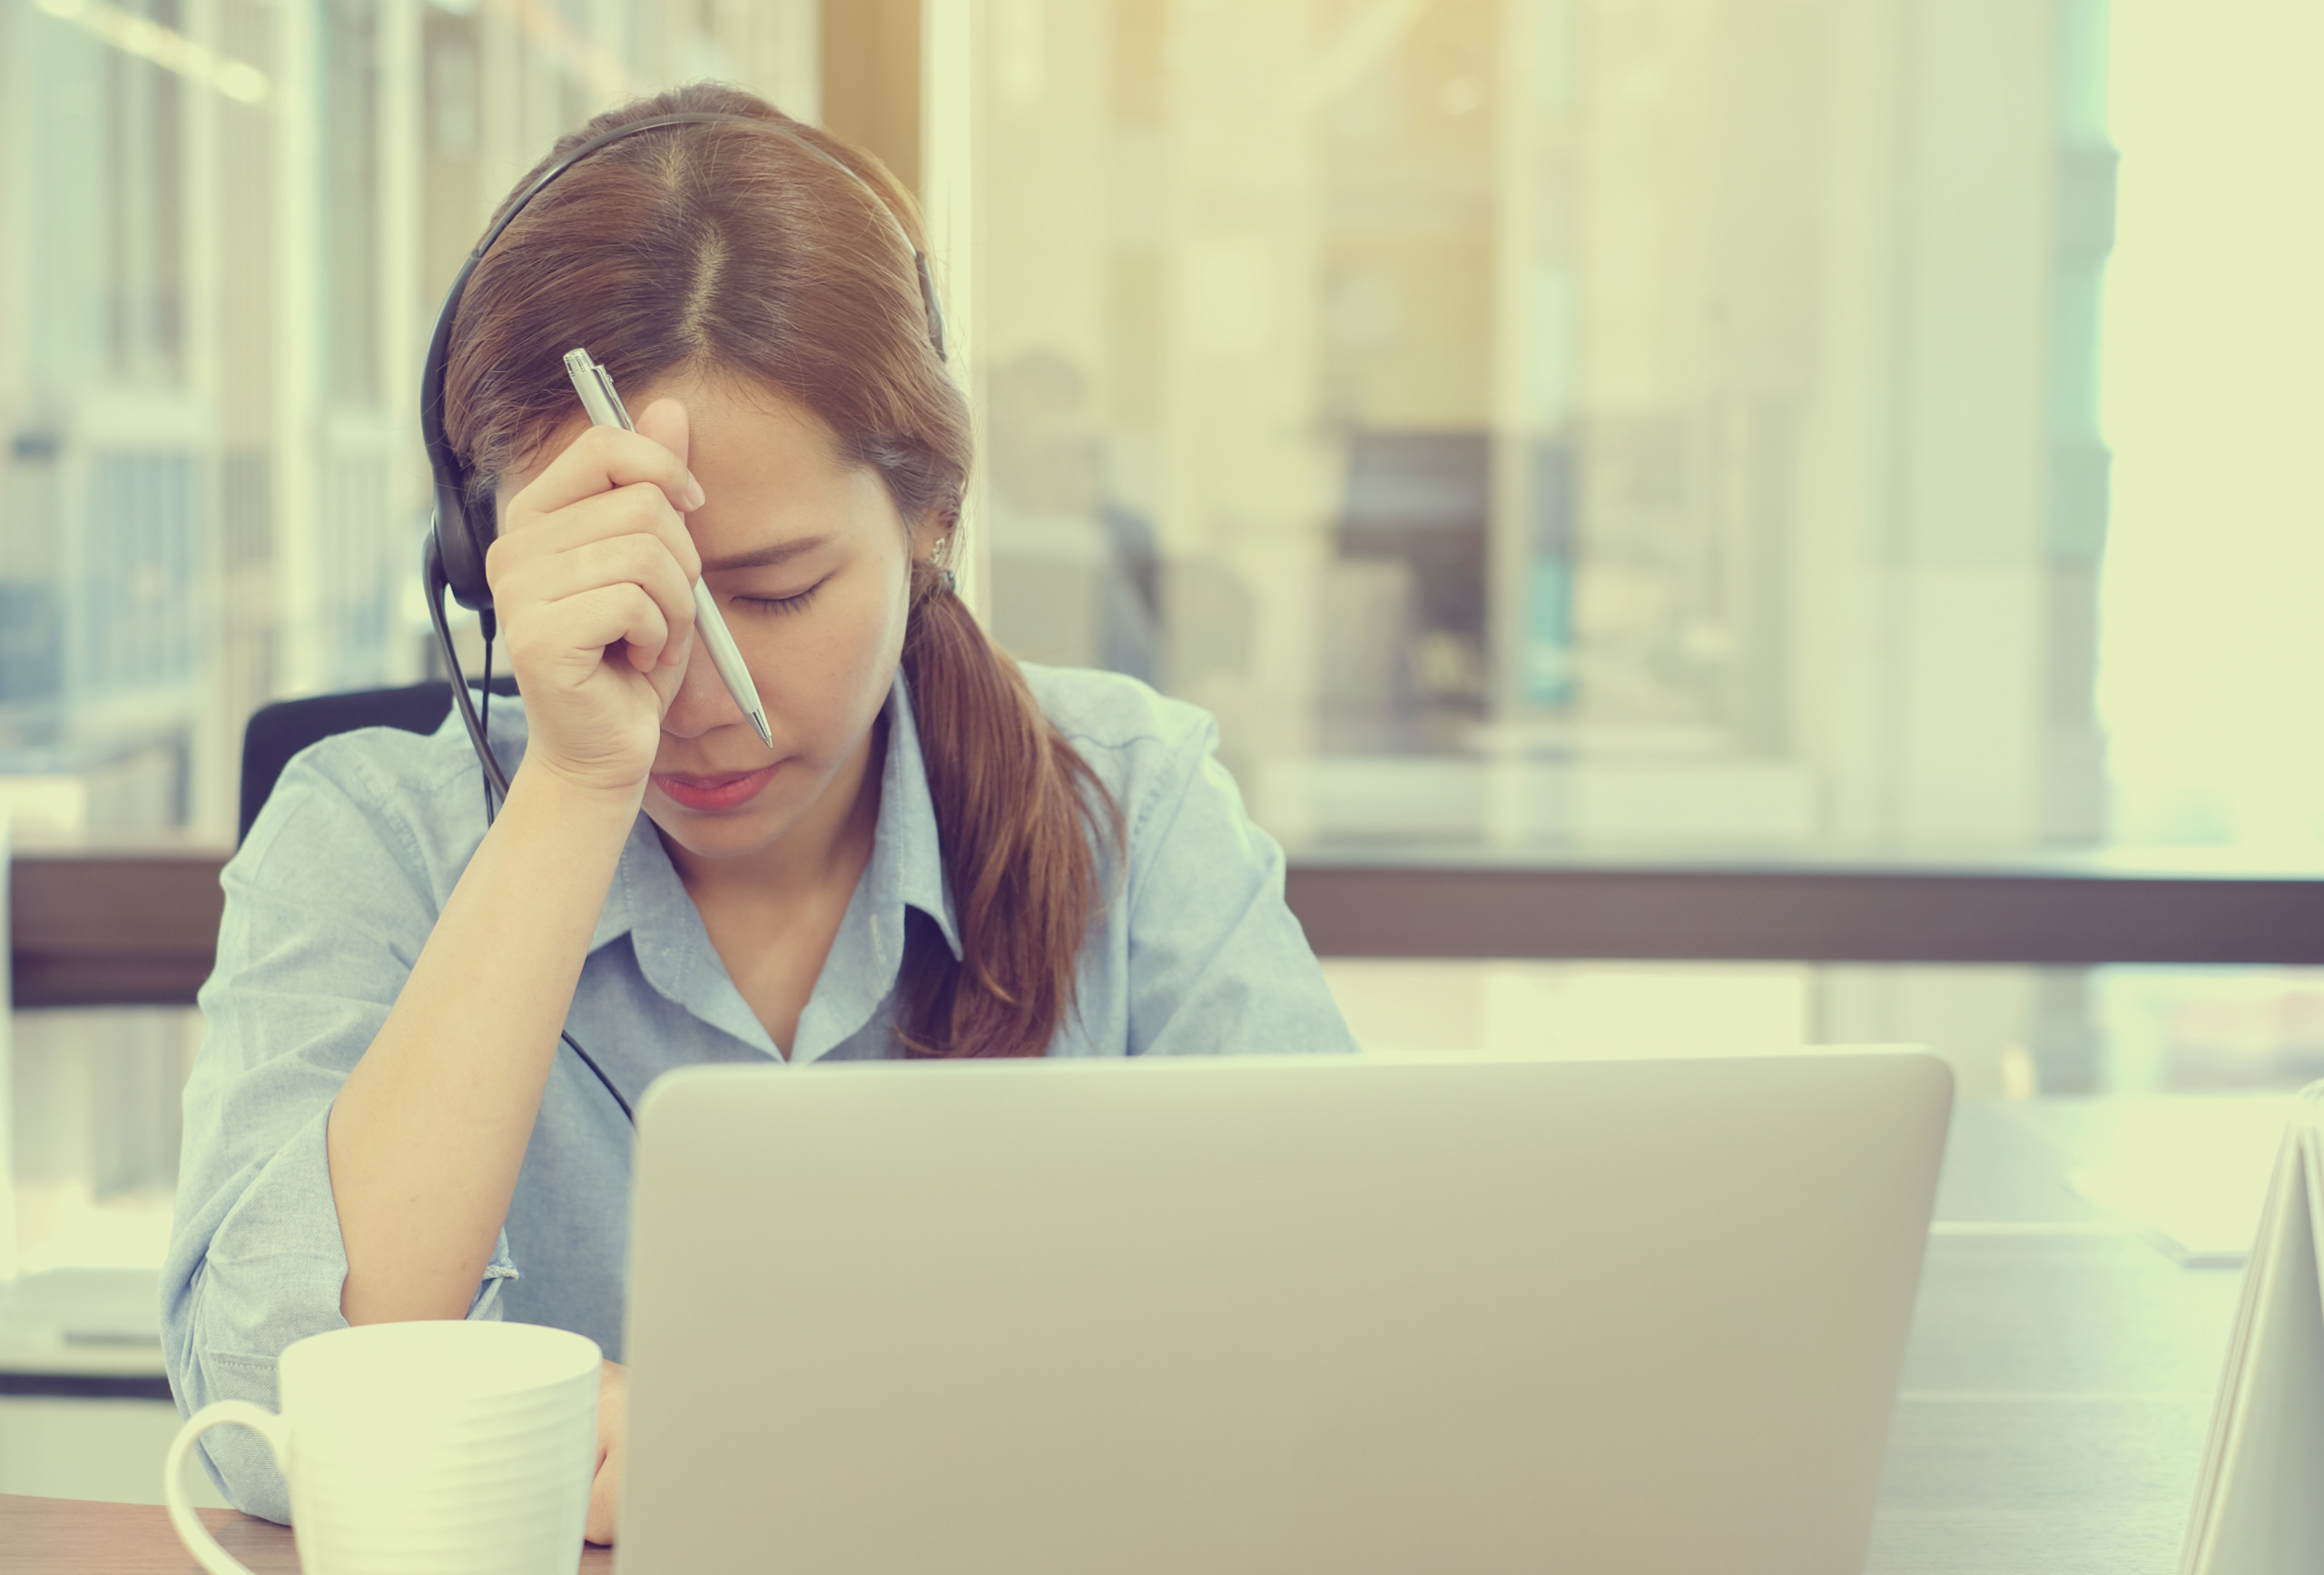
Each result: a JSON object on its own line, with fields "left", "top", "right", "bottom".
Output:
{"left": 5, "top": 1, "right": 2324, "bottom": 1287}
{"left": 0, "top": 0, "right": 825, "bottom": 844}
{"left": 979, "top": 0, "right": 2128, "bottom": 852}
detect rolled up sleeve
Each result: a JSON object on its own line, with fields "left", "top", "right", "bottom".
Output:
{"left": 162, "top": 743, "right": 517, "bottom": 1522}
{"left": 1119, "top": 716, "right": 1358, "bottom": 1058}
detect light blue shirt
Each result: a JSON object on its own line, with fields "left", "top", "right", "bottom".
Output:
{"left": 163, "top": 664, "right": 1355, "bottom": 1521}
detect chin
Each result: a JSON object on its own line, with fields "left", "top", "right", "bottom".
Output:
{"left": 652, "top": 809, "right": 791, "bottom": 862}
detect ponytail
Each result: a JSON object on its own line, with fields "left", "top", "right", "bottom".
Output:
{"left": 895, "top": 559, "right": 1120, "bottom": 1058}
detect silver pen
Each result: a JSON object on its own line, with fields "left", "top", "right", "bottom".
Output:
{"left": 561, "top": 348, "right": 773, "bottom": 749}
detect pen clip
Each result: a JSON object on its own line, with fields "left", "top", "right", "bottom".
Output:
{"left": 560, "top": 347, "right": 635, "bottom": 432}
{"left": 589, "top": 360, "right": 635, "bottom": 432}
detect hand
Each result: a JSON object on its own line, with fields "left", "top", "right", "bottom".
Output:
{"left": 486, "top": 398, "right": 704, "bottom": 801}
{"left": 586, "top": 1357, "right": 627, "bottom": 1545}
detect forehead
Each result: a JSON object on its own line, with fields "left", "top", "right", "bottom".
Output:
{"left": 647, "top": 370, "right": 845, "bottom": 483}
{"left": 514, "top": 370, "right": 899, "bottom": 552}
{"left": 677, "top": 380, "right": 898, "bottom": 556}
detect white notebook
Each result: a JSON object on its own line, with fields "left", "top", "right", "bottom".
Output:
{"left": 2181, "top": 1081, "right": 2324, "bottom": 1574}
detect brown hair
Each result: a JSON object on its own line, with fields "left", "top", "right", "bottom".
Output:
{"left": 442, "top": 83, "right": 1117, "bottom": 1058}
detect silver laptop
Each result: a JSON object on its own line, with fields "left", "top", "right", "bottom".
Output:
{"left": 615, "top": 1050, "right": 1951, "bottom": 1575}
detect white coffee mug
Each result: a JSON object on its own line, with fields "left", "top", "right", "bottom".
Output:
{"left": 164, "top": 1319, "right": 602, "bottom": 1575}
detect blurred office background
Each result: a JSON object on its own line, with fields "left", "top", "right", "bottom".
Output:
{"left": 4, "top": 0, "right": 2324, "bottom": 1293}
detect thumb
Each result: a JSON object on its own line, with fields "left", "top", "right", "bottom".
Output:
{"left": 632, "top": 395, "right": 692, "bottom": 481}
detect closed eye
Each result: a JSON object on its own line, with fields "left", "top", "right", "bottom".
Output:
{"left": 732, "top": 581, "right": 823, "bottom": 615}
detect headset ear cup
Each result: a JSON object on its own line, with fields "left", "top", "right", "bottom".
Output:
{"left": 466, "top": 482, "right": 498, "bottom": 593}
{"left": 434, "top": 477, "right": 496, "bottom": 611}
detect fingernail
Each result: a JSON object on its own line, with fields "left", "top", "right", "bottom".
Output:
{"left": 684, "top": 477, "right": 706, "bottom": 510}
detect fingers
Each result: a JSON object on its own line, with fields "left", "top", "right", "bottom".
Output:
{"left": 530, "top": 482, "right": 704, "bottom": 583}
{"left": 525, "top": 583, "right": 675, "bottom": 674}
{"left": 585, "top": 1358, "right": 625, "bottom": 1546}
{"left": 630, "top": 395, "right": 691, "bottom": 476}
{"left": 510, "top": 420, "right": 704, "bottom": 524}
{"left": 523, "top": 538, "right": 698, "bottom": 670}
{"left": 485, "top": 481, "right": 704, "bottom": 672}
{"left": 482, "top": 400, "right": 706, "bottom": 694}
{"left": 585, "top": 1443, "right": 621, "bottom": 1545}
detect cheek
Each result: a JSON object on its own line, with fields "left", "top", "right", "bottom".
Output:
{"left": 745, "top": 575, "right": 910, "bottom": 751}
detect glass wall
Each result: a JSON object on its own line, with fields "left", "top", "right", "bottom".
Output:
{"left": 12, "top": 960, "right": 2319, "bottom": 1288}
{"left": 2097, "top": 0, "right": 2324, "bottom": 846}
{"left": 0, "top": 0, "right": 823, "bottom": 1282}
{"left": 0, "top": 0, "right": 822, "bottom": 845}
{"left": 978, "top": 0, "right": 2121, "bottom": 854}
{"left": 1325, "top": 962, "right": 2324, "bottom": 1096}
{"left": 5, "top": 0, "right": 2314, "bottom": 861}
{"left": 6, "top": 0, "right": 2324, "bottom": 1285}
{"left": 964, "top": 0, "right": 2324, "bottom": 1099}
{"left": 7, "top": 1006, "right": 198, "bottom": 1277}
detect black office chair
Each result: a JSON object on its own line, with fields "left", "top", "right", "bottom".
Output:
{"left": 237, "top": 679, "right": 517, "bottom": 844}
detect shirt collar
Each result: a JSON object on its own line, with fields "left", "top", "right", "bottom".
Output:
{"left": 587, "top": 670, "right": 961, "bottom": 1058}
{"left": 872, "top": 671, "right": 964, "bottom": 961}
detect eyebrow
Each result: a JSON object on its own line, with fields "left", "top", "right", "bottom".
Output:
{"left": 698, "top": 536, "right": 833, "bottom": 573}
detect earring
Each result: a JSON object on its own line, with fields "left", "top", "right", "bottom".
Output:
{"left": 929, "top": 535, "right": 957, "bottom": 593}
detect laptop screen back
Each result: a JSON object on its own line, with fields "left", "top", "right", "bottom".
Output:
{"left": 615, "top": 1051, "right": 1951, "bottom": 1575}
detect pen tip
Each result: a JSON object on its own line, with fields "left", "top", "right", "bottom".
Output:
{"left": 752, "top": 714, "right": 773, "bottom": 748}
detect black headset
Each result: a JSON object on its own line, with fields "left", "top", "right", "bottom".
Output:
{"left": 417, "top": 109, "right": 950, "bottom": 1121}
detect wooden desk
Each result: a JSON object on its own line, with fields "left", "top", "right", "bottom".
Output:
{"left": 0, "top": 1495, "right": 615, "bottom": 1571}
{"left": 1866, "top": 1098, "right": 2256, "bottom": 1573}
{"left": 0, "top": 1097, "right": 2264, "bottom": 1572}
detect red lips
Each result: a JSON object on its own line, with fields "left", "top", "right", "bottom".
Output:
{"left": 651, "top": 765, "right": 779, "bottom": 812}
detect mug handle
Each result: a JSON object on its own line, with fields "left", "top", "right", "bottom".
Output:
{"left": 164, "top": 1400, "right": 291, "bottom": 1575}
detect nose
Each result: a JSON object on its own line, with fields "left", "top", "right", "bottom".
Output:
{"left": 658, "top": 635, "right": 748, "bottom": 742}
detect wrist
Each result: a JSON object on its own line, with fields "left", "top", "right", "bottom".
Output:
{"left": 505, "top": 756, "right": 649, "bottom": 829}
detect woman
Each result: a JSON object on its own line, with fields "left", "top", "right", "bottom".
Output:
{"left": 162, "top": 84, "right": 1354, "bottom": 1541}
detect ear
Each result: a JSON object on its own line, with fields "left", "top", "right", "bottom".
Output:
{"left": 908, "top": 514, "right": 951, "bottom": 567}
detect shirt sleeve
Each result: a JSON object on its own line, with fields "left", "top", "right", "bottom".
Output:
{"left": 161, "top": 743, "right": 517, "bottom": 1524}
{"left": 1119, "top": 714, "right": 1360, "bottom": 1058}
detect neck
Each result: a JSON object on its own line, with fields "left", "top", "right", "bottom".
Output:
{"left": 663, "top": 714, "right": 888, "bottom": 907}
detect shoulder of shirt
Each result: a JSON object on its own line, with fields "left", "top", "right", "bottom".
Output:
{"left": 1015, "top": 662, "right": 1216, "bottom": 763}
{"left": 1012, "top": 664, "right": 1223, "bottom": 861}
{"left": 246, "top": 693, "right": 519, "bottom": 869}
{"left": 279, "top": 694, "right": 523, "bottom": 801}
{"left": 1009, "top": 665, "right": 1256, "bottom": 888}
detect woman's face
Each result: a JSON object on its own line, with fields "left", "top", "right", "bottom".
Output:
{"left": 539, "top": 373, "right": 923, "bottom": 865}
